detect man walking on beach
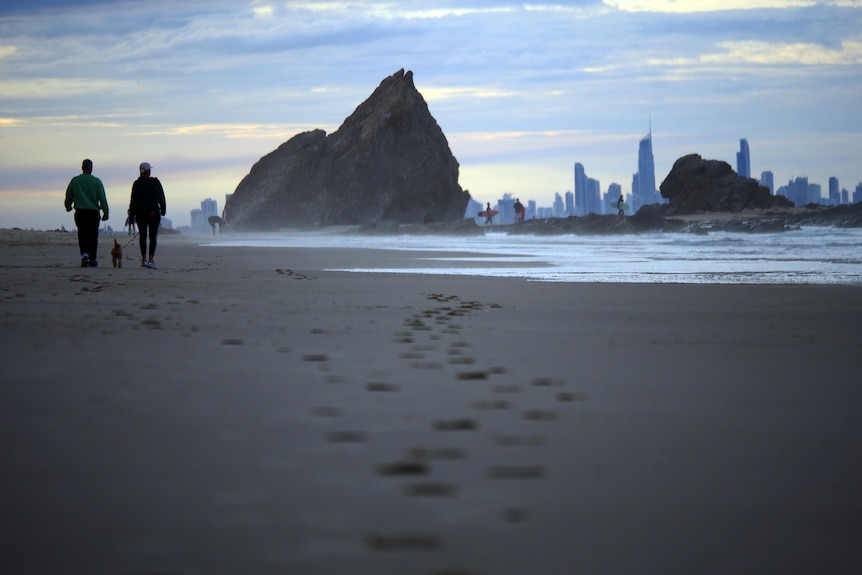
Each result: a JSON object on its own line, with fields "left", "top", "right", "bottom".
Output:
{"left": 64, "top": 159, "right": 109, "bottom": 267}
{"left": 129, "top": 162, "right": 166, "bottom": 269}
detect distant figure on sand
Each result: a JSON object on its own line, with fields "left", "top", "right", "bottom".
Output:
{"left": 485, "top": 202, "right": 494, "bottom": 224}
{"left": 129, "top": 162, "right": 166, "bottom": 269}
{"left": 208, "top": 215, "right": 225, "bottom": 237}
{"left": 513, "top": 198, "right": 524, "bottom": 224}
{"left": 617, "top": 194, "right": 625, "bottom": 216}
{"left": 125, "top": 211, "right": 136, "bottom": 235}
{"left": 64, "top": 158, "right": 109, "bottom": 267}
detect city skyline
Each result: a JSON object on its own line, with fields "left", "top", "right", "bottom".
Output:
{"left": 1, "top": 1, "right": 861, "bottom": 230}
{"left": 478, "top": 130, "right": 859, "bottom": 221}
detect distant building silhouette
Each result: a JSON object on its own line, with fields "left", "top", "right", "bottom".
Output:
{"left": 808, "top": 183, "right": 822, "bottom": 205}
{"left": 553, "top": 193, "right": 565, "bottom": 218}
{"left": 760, "top": 171, "right": 774, "bottom": 195}
{"left": 586, "top": 177, "right": 601, "bottom": 215}
{"left": 191, "top": 198, "right": 219, "bottom": 232}
{"left": 777, "top": 176, "right": 808, "bottom": 206}
{"left": 854, "top": 183, "right": 862, "bottom": 204}
{"left": 465, "top": 197, "right": 484, "bottom": 221}
{"left": 574, "top": 162, "right": 587, "bottom": 216}
{"left": 565, "top": 191, "right": 575, "bottom": 216}
{"left": 573, "top": 162, "right": 604, "bottom": 215}
{"left": 829, "top": 177, "right": 840, "bottom": 206}
{"left": 736, "top": 138, "right": 750, "bottom": 178}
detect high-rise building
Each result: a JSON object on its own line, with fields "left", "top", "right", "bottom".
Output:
{"left": 464, "top": 197, "right": 484, "bottom": 220}
{"left": 201, "top": 198, "right": 218, "bottom": 217}
{"left": 191, "top": 198, "right": 219, "bottom": 232}
{"left": 565, "top": 191, "right": 575, "bottom": 216}
{"left": 853, "top": 183, "right": 862, "bottom": 204}
{"left": 574, "top": 163, "right": 604, "bottom": 215}
{"left": 736, "top": 139, "right": 750, "bottom": 178}
{"left": 808, "top": 183, "right": 822, "bottom": 205}
{"left": 574, "top": 163, "right": 587, "bottom": 216}
{"left": 829, "top": 177, "right": 840, "bottom": 206}
{"left": 606, "top": 183, "right": 622, "bottom": 215}
{"left": 777, "top": 176, "right": 808, "bottom": 206}
{"left": 633, "top": 126, "right": 657, "bottom": 211}
{"left": 760, "top": 171, "right": 774, "bottom": 194}
{"left": 553, "top": 193, "right": 565, "bottom": 218}
{"left": 492, "top": 193, "right": 516, "bottom": 224}
{"left": 842, "top": 188, "right": 850, "bottom": 205}
{"left": 587, "top": 177, "right": 601, "bottom": 215}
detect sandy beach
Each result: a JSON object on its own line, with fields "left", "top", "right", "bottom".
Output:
{"left": 2, "top": 228, "right": 861, "bottom": 575}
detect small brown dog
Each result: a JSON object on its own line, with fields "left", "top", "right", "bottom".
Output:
{"left": 111, "top": 238, "right": 123, "bottom": 268}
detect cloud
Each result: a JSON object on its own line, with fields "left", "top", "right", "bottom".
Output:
{"left": 703, "top": 40, "right": 862, "bottom": 65}
{"left": 607, "top": 0, "right": 838, "bottom": 12}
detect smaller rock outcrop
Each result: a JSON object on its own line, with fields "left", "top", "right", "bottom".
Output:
{"left": 659, "top": 154, "right": 792, "bottom": 214}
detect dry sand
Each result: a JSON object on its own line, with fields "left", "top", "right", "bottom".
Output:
{"left": 2, "top": 228, "right": 861, "bottom": 575}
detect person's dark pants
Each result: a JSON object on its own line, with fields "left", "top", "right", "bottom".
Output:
{"left": 74, "top": 209, "right": 101, "bottom": 261}
{"left": 136, "top": 211, "right": 161, "bottom": 260}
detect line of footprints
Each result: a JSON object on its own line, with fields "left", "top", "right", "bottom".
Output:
{"left": 302, "top": 293, "right": 587, "bottom": 572}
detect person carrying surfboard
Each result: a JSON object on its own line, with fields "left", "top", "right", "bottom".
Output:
{"left": 617, "top": 194, "right": 625, "bottom": 216}
{"left": 513, "top": 198, "right": 524, "bottom": 223}
{"left": 484, "top": 202, "right": 494, "bottom": 224}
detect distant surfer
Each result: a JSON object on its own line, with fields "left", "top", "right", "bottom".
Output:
{"left": 484, "top": 202, "right": 494, "bottom": 224}
{"left": 513, "top": 198, "right": 524, "bottom": 224}
{"left": 617, "top": 194, "right": 625, "bottom": 217}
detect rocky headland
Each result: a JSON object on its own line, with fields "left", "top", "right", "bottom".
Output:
{"left": 225, "top": 69, "right": 470, "bottom": 230}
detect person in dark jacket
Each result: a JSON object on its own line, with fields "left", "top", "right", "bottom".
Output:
{"left": 129, "top": 162, "right": 166, "bottom": 269}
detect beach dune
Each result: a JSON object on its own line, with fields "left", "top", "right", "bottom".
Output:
{"left": 1, "top": 229, "right": 860, "bottom": 574}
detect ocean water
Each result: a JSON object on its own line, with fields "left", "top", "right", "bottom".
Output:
{"left": 208, "top": 227, "right": 862, "bottom": 285}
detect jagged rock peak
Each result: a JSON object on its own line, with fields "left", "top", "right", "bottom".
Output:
{"left": 225, "top": 69, "right": 471, "bottom": 229}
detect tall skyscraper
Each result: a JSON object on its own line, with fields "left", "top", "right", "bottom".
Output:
{"left": 634, "top": 125, "right": 657, "bottom": 210}
{"left": 574, "top": 162, "right": 587, "bottom": 216}
{"left": 736, "top": 138, "right": 750, "bottom": 178}
{"left": 760, "top": 170, "right": 774, "bottom": 194}
{"left": 587, "top": 177, "right": 601, "bottom": 215}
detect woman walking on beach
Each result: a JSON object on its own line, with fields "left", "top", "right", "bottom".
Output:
{"left": 129, "top": 162, "right": 166, "bottom": 269}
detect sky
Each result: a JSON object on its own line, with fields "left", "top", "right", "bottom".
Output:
{"left": 1, "top": 0, "right": 861, "bottom": 230}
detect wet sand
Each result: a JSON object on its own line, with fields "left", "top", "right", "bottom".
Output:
{"left": 2, "top": 229, "right": 861, "bottom": 575}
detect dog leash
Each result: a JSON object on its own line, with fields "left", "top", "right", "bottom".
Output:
{"left": 122, "top": 232, "right": 139, "bottom": 250}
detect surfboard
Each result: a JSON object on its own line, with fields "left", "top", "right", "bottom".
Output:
{"left": 610, "top": 202, "right": 630, "bottom": 211}
{"left": 478, "top": 209, "right": 499, "bottom": 218}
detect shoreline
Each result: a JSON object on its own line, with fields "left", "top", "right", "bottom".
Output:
{"left": 2, "top": 229, "right": 861, "bottom": 573}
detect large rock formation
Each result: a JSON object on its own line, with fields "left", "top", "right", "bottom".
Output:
{"left": 225, "top": 69, "right": 471, "bottom": 229}
{"left": 659, "top": 153, "right": 792, "bottom": 214}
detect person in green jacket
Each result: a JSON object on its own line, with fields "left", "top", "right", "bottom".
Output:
{"left": 64, "top": 159, "right": 109, "bottom": 267}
